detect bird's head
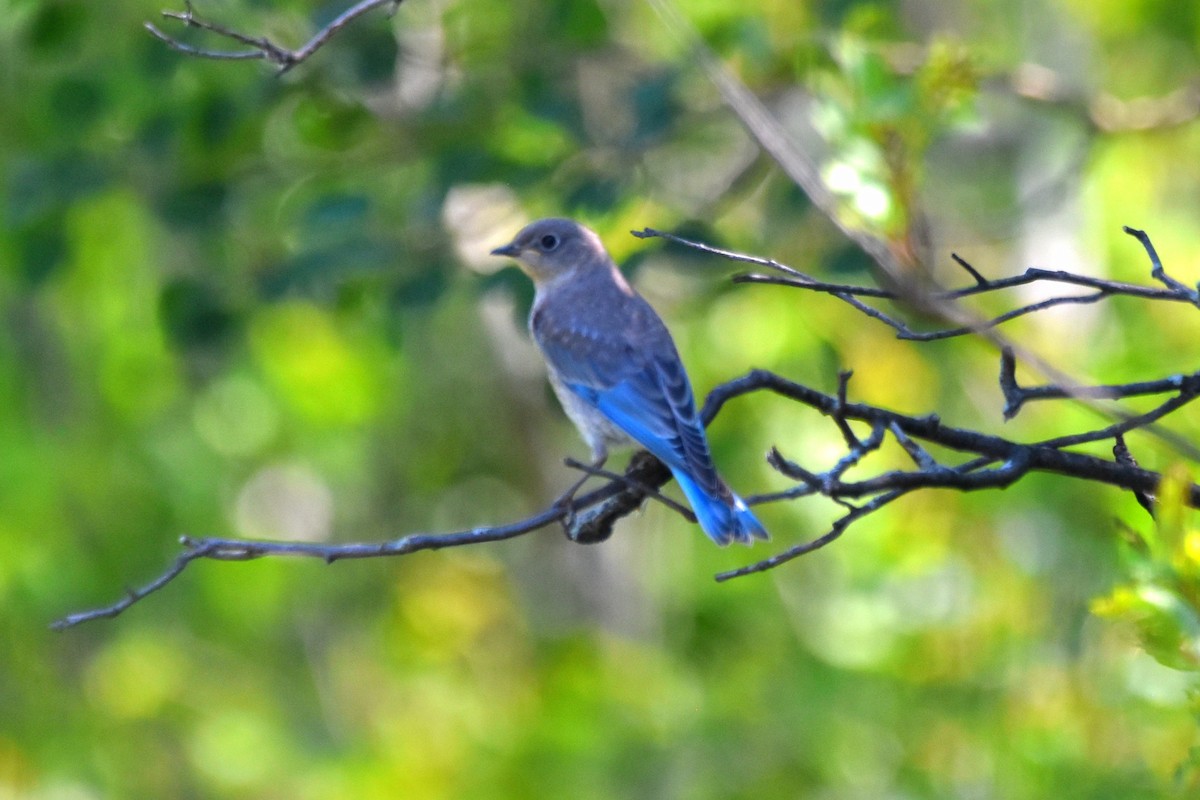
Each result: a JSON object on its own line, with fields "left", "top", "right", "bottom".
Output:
{"left": 490, "top": 218, "right": 607, "bottom": 283}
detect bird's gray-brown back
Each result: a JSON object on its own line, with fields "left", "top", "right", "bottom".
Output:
{"left": 529, "top": 259, "right": 672, "bottom": 384}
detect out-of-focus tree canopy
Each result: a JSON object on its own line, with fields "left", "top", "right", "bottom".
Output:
{"left": 3, "top": 0, "right": 1200, "bottom": 797}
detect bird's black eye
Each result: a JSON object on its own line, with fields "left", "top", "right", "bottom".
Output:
{"left": 539, "top": 234, "right": 559, "bottom": 251}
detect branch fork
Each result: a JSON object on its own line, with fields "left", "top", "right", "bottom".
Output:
{"left": 145, "top": 0, "right": 403, "bottom": 73}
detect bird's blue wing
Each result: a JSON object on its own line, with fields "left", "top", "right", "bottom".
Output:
{"left": 532, "top": 286, "right": 725, "bottom": 497}
{"left": 564, "top": 353, "right": 725, "bottom": 500}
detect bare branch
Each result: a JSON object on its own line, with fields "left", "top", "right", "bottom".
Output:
{"left": 833, "top": 370, "right": 864, "bottom": 450}
{"left": 145, "top": 0, "right": 403, "bottom": 73}
{"left": 51, "top": 546, "right": 201, "bottom": 630}
{"left": 704, "top": 369, "right": 1200, "bottom": 506}
{"left": 1123, "top": 225, "right": 1200, "bottom": 306}
{"left": 889, "top": 422, "right": 943, "bottom": 472}
{"left": 55, "top": 355, "right": 1200, "bottom": 627}
{"left": 1034, "top": 387, "right": 1200, "bottom": 451}
{"left": 54, "top": 470, "right": 633, "bottom": 629}
{"left": 1002, "top": 346, "right": 1199, "bottom": 419}
{"left": 718, "top": 450, "right": 1035, "bottom": 581}
{"left": 636, "top": 227, "right": 1199, "bottom": 344}
{"left": 716, "top": 489, "right": 910, "bottom": 581}
{"left": 632, "top": 227, "right": 813, "bottom": 281}
{"left": 951, "top": 252, "right": 988, "bottom": 286}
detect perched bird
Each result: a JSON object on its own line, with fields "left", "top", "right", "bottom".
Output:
{"left": 491, "top": 218, "right": 767, "bottom": 545}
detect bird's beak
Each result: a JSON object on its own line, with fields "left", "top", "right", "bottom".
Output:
{"left": 490, "top": 242, "right": 520, "bottom": 258}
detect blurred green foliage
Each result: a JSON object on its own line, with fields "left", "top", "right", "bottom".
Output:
{"left": 3, "top": 0, "right": 1200, "bottom": 797}
{"left": 1093, "top": 465, "right": 1200, "bottom": 672}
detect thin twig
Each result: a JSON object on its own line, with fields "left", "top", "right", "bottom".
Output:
{"left": 632, "top": 228, "right": 810, "bottom": 279}
{"left": 889, "top": 423, "right": 943, "bottom": 472}
{"left": 716, "top": 489, "right": 910, "bottom": 581}
{"left": 833, "top": 370, "right": 864, "bottom": 449}
{"left": 1124, "top": 225, "right": 1200, "bottom": 306}
{"left": 51, "top": 546, "right": 202, "bottom": 629}
{"left": 639, "top": 228, "right": 1199, "bottom": 344}
{"left": 951, "top": 252, "right": 988, "bottom": 285}
{"left": 145, "top": 0, "right": 403, "bottom": 74}
{"left": 1113, "top": 434, "right": 1156, "bottom": 516}
{"left": 1033, "top": 386, "right": 1200, "bottom": 450}
{"left": 55, "top": 474, "right": 621, "bottom": 629}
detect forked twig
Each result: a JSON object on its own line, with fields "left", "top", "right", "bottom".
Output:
{"left": 145, "top": 0, "right": 403, "bottom": 73}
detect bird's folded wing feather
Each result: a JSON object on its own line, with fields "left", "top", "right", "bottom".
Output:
{"left": 534, "top": 310, "right": 724, "bottom": 497}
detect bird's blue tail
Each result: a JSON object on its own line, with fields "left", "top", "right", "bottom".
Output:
{"left": 674, "top": 471, "right": 768, "bottom": 546}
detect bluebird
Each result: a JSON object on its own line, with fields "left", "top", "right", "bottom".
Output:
{"left": 491, "top": 218, "right": 767, "bottom": 545}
